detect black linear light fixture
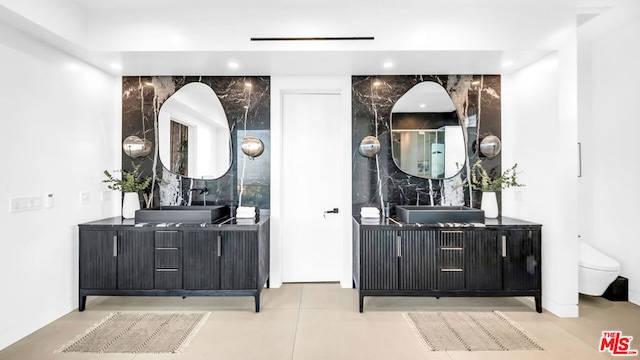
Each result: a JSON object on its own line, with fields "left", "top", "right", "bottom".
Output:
{"left": 250, "top": 36, "right": 374, "bottom": 41}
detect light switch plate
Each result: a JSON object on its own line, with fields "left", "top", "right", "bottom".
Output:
{"left": 45, "top": 193, "right": 54, "bottom": 208}
{"left": 10, "top": 196, "right": 43, "bottom": 213}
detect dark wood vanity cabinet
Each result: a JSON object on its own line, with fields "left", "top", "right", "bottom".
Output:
{"left": 360, "top": 230, "right": 438, "bottom": 291}
{"left": 182, "top": 230, "right": 260, "bottom": 291}
{"left": 353, "top": 218, "right": 541, "bottom": 313}
{"left": 464, "top": 229, "right": 502, "bottom": 290}
{"left": 79, "top": 217, "right": 270, "bottom": 312}
{"left": 79, "top": 229, "right": 154, "bottom": 291}
{"left": 501, "top": 229, "right": 541, "bottom": 291}
{"left": 154, "top": 230, "right": 183, "bottom": 289}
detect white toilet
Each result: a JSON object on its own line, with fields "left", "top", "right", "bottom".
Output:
{"left": 578, "top": 242, "right": 621, "bottom": 296}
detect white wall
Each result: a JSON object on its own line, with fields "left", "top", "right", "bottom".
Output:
{"left": 270, "top": 76, "right": 353, "bottom": 288}
{"left": 0, "top": 24, "right": 120, "bottom": 350}
{"left": 502, "top": 41, "right": 580, "bottom": 316}
{"left": 578, "top": 5, "right": 640, "bottom": 305}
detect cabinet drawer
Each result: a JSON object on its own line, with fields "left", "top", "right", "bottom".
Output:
{"left": 439, "top": 231, "right": 463, "bottom": 247}
{"left": 155, "top": 248, "right": 182, "bottom": 268}
{"left": 155, "top": 231, "right": 182, "bottom": 248}
{"left": 155, "top": 269, "right": 182, "bottom": 289}
{"left": 439, "top": 247, "right": 464, "bottom": 268}
{"left": 438, "top": 269, "right": 464, "bottom": 290}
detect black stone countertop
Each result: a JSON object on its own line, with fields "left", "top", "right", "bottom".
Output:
{"left": 79, "top": 215, "right": 269, "bottom": 229}
{"left": 354, "top": 216, "right": 541, "bottom": 229}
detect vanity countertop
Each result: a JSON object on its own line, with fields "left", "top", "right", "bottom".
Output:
{"left": 79, "top": 215, "right": 269, "bottom": 229}
{"left": 354, "top": 215, "right": 540, "bottom": 229}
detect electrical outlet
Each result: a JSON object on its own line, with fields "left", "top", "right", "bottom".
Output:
{"left": 10, "top": 196, "right": 43, "bottom": 213}
{"left": 101, "top": 190, "right": 111, "bottom": 201}
{"left": 80, "top": 192, "right": 89, "bottom": 204}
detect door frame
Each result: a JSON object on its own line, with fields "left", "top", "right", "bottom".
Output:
{"left": 270, "top": 76, "right": 353, "bottom": 288}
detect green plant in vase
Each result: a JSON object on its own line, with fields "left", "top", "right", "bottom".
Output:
{"left": 469, "top": 160, "right": 524, "bottom": 218}
{"left": 103, "top": 164, "right": 152, "bottom": 218}
{"left": 103, "top": 164, "right": 152, "bottom": 193}
{"left": 469, "top": 160, "right": 524, "bottom": 192}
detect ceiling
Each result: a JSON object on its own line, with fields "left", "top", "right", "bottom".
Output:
{"left": 0, "top": 0, "right": 622, "bottom": 76}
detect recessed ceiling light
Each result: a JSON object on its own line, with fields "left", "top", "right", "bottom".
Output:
{"left": 65, "top": 63, "right": 81, "bottom": 71}
{"left": 419, "top": 104, "right": 426, "bottom": 108}
{"left": 110, "top": 63, "right": 122, "bottom": 70}
{"left": 502, "top": 61, "right": 514, "bottom": 68}
{"left": 228, "top": 62, "right": 239, "bottom": 69}
{"left": 383, "top": 62, "right": 393, "bottom": 68}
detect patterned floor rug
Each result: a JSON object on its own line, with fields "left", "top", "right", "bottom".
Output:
{"left": 405, "top": 311, "right": 544, "bottom": 352}
{"left": 56, "top": 312, "right": 210, "bottom": 354}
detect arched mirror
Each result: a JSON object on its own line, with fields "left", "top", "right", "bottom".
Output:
{"left": 390, "top": 81, "right": 466, "bottom": 179}
{"left": 158, "top": 82, "right": 232, "bottom": 179}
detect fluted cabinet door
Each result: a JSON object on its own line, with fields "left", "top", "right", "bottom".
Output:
{"left": 503, "top": 230, "right": 541, "bottom": 290}
{"left": 220, "top": 231, "right": 258, "bottom": 290}
{"left": 117, "top": 230, "right": 154, "bottom": 290}
{"left": 360, "top": 230, "right": 398, "bottom": 290}
{"left": 79, "top": 229, "right": 117, "bottom": 289}
{"left": 465, "top": 229, "right": 502, "bottom": 290}
{"left": 400, "top": 231, "right": 437, "bottom": 290}
{"left": 183, "top": 231, "right": 221, "bottom": 290}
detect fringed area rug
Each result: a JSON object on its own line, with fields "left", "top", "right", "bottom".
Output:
{"left": 56, "top": 312, "right": 210, "bottom": 354}
{"left": 404, "top": 311, "right": 544, "bottom": 352}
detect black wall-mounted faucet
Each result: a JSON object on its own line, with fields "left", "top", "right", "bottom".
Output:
{"left": 189, "top": 187, "right": 209, "bottom": 195}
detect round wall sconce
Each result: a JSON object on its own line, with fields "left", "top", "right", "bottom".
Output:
{"left": 122, "top": 135, "right": 152, "bottom": 158}
{"left": 241, "top": 136, "right": 264, "bottom": 159}
{"left": 479, "top": 135, "right": 502, "bottom": 158}
{"left": 358, "top": 136, "right": 381, "bottom": 158}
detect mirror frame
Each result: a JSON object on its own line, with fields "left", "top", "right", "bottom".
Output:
{"left": 390, "top": 81, "right": 466, "bottom": 180}
{"left": 158, "top": 82, "right": 232, "bottom": 180}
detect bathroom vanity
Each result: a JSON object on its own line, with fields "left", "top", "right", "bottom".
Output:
{"left": 352, "top": 216, "right": 541, "bottom": 312}
{"left": 78, "top": 216, "right": 270, "bottom": 312}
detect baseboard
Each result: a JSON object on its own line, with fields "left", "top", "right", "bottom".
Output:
{"left": 628, "top": 288, "right": 640, "bottom": 306}
{"left": 542, "top": 295, "right": 579, "bottom": 317}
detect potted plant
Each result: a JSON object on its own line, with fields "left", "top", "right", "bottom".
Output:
{"left": 103, "top": 164, "right": 152, "bottom": 218}
{"left": 469, "top": 160, "right": 524, "bottom": 218}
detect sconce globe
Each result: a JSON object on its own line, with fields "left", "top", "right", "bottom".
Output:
{"left": 241, "top": 136, "right": 265, "bottom": 158}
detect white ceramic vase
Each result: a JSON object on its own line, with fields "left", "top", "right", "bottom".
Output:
{"left": 122, "top": 192, "right": 141, "bottom": 219}
{"left": 481, "top": 191, "right": 499, "bottom": 218}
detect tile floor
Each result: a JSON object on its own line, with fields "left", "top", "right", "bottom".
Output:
{"left": 0, "top": 283, "right": 638, "bottom": 359}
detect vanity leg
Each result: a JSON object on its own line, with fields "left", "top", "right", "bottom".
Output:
{"left": 535, "top": 295, "right": 542, "bottom": 313}
{"left": 255, "top": 295, "right": 260, "bottom": 313}
{"left": 266, "top": 277, "right": 270, "bottom": 289}
{"left": 359, "top": 294, "right": 364, "bottom": 313}
{"left": 79, "top": 295, "right": 86, "bottom": 312}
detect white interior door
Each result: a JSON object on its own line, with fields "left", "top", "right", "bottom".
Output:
{"left": 282, "top": 93, "right": 342, "bottom": 282}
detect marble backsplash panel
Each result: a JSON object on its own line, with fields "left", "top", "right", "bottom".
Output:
{"left": 352, "top": 75, "right": 501, "bottom": 215}
{"left": 122, "top": 76, "right": 270, "bottom": 210}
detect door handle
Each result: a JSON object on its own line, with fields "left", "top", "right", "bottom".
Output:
{"left": 323, "top": 208, "right": 339, "bottom": 218}
{"left": 502, "top": 235, "right": 507, "bottom": 257}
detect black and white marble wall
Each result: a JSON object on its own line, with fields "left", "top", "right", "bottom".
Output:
{"left": 122, "top": 76, "right": 270, "bottom": 210}
{"left": 352, "top": 75, "right": 501, "bottom": 215}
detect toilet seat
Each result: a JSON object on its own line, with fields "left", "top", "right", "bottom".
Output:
{"left": 579, "top": 242, "right": 620, "bottom": 271}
